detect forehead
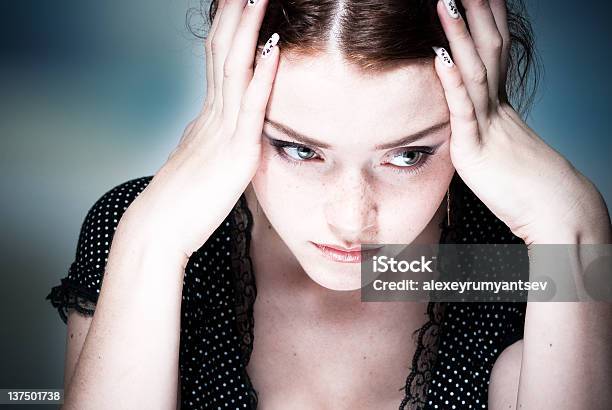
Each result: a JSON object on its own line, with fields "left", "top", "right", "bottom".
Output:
{"left": 265, "top": 52, "right": 448, "bottom": 142}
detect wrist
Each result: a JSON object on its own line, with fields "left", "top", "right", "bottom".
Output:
{"left": 114, "top": 210, "right": 191, "bottom": 269}
{"left": 527, "top": 183, "right": 611, "bottom": 245}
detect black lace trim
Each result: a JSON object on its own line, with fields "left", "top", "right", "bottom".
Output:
{"left": 45, "top": 277, "right": 98, "bottom": 324}
{"left": 399, "top": 302, "right": 446, "bottom": 410}
{"left": 230, "top": 194, "right": 259, "bottom": 408}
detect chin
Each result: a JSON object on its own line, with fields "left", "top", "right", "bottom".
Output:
{"left": 302, "top": 261, "right": 363, "bottom": 291}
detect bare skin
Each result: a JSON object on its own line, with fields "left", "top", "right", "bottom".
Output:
{"left": 60, "top": 0, "right": 612, "bottom": 409}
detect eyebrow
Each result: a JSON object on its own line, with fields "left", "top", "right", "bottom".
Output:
{"left": 263, "top": 117, "right": 450, "bottom": 150}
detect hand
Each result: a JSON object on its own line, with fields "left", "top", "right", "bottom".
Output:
{"left": 433, "top": 0, "right": 611, "bottom": 244}
{"left": 122, "top": 0, "right": 280, "bottom": 258}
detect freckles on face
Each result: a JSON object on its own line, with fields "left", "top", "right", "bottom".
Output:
{"left": 373, "top": 144, "right": 453, "bottom": 242}
{"left": 253, "top": 135, "right": 454, "bottom": 246}
{"left": 250, "top": 53, "right": 454, "bottom": 288}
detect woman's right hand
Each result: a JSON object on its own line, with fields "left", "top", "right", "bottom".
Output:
{"left": 121, "top": 0, "right": 279, "bottom": 259}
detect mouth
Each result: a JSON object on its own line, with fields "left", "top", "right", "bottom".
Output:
{"left": 311, "top": 242, "right": 384, "bottom": 264}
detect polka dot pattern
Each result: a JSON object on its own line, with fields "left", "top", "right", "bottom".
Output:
{"left": 46, "top": 173, "right": 526, "bottom": 409}
{"left": 419, "top": 174, "right": 527, "bottom": 410}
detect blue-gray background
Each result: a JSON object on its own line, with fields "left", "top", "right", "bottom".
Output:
{"left": 0, "top": 0, "right": 610, "bottom": 405}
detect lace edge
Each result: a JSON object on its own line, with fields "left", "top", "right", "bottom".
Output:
{"left": 398, "top": 301, "right": 446, "bottom": 410}
{"left": 230, "top": 193, "right": 259, "bottom": 409}
{"left": 45, "top": 278, "right": 98, "bottom": 324}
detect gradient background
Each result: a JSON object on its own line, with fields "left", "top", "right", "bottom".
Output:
{"left": 1, "top": 1, "right": 610, "bottom": 407}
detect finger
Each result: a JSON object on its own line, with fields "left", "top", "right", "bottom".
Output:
{"left": 433, "top": 50, "right": 481, "bottom": 154}
{"left": 436, "top": 0, "right": 490, "bottom": 121}
{"left": 210, "top": 0, "right": 249, "bottom": 111}
{"left": 490, "top": 0, "right": 511, "bottom": 102}
{"left": 203, "top": 0, "right": 228, "bottom": 115}
{"left": 233, "top": 34, "right": 280, "bottom": 147}
{"left": 461, "top": 0, "right": 504, "bottom": 104}
{"left": 222, "top": 0, "right": 271, "bottom": 130}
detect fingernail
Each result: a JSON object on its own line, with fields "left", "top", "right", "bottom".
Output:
{"left": 261, "top": 33, "right": 280, "bottom": 58}
{"left": 247, "top": 0, "right": 258, "bottom": 7}
{"left": 441, "top": 0, "right": 460, "bottom": 19}
{"left": 432, "top": 46, "right": 454, "bottom": 68}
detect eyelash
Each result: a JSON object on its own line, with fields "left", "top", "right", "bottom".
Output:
{"left": 387, "top": 148, "right": 435, "bottom": 176}
{"left": 268, "top": 138, "right": 436, "bottom": 176}
{"left": 269, "top": 139, "right": 323, "bottom": 167}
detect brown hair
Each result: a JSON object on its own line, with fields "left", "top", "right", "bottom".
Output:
{"left": 187, "top": 0, "right": 541, "bottom": 116}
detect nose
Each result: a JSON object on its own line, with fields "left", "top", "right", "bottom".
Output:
{"left": 324, "top": 169, "right": 377, "bottom": 244}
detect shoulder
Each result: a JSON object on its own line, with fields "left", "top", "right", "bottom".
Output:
{"left": 77, "top": 176, "right": 153, "bottom": 240}
{"left": 83, "top": 176, "right": 153, "bottom": 223}
{"left": 76, "top": 175, "right": 155, "bottom": 262}
{"left": 76, "top": 174, "right": 154, "bottom": 262}
{"left": 488, "top": 338, "right": 523, "bottom": 409}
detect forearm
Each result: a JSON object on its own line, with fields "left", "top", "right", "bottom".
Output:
{"left": 517, "top": 303, "right": 612, "bottom": 408}
{"left": 63, "top": 218, "right": 189, "bottom": 410}
{"left": 516, "top": 226, "right": 612, "bottom": 409}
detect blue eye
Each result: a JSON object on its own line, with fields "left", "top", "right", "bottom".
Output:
{"left": 388, "top": 150, "right": 424, "bottom": 167}
{"left": 282, "top": 146, "right": 317, "bottom": 160}
{"left": 267, "top": 135, "right": 436, "bottom": 176}
{"left": 267, "top": 137, "right": 322, "bottom": 165}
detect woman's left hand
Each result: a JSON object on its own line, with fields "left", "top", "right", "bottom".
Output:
{"left": 432, "top": 0, "right": 610, "bottom": 245}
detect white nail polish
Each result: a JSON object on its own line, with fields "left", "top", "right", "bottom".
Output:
{"left": 261, "top": 33, "right": 280, "bottom": 58}
{"left": 432, "top": 46, "right": 454, "bottom": 68}
{"left": 442, "top": 0, "right": 460, "bottom": 19}
{"left": 247, "top": 0, "right": 258, "bottom": 7}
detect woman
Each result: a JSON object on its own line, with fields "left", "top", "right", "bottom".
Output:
{"left": 47, "top": 0, "right": 612, "bottom": 409}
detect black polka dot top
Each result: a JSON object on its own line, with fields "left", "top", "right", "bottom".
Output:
{"left": 46, "top": 173, "right": 527, "bottom": 409}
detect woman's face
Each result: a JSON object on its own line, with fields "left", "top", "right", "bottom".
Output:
{"left": 251, "top": 52, "right": 454, "bottom": 291}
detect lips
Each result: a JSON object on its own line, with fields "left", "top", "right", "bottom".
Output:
{"left": 319, "top": 244, "right": 361, "bottom": 252}
{"left": 312, "top": 242, "right": 384, "bottom": 263}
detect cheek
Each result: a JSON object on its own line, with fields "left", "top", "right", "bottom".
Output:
{"left": 377, "top": 148, "right": 455, "bottom": 241}
{"left": 251, "top": 148, "right": 324, "bottom": 232}
{"left": 376, "top": 182, "right": 446, "bottom": 242}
